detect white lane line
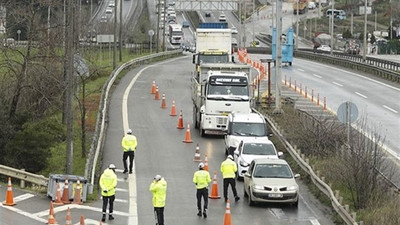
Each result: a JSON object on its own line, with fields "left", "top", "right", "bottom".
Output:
{"left": 355, "top": 91, "right": 368, "bottom": 99}
{"left": 14, "top": 193, "right": 35, "bottom": 202}
{"left": 34, "top": 204, "right": 130, "bottom": 217}
{"left": 116, "top": 188, "right": 128, "bottom": 192}
{"left": 0, "top": 203, "right": 47, "bottom": 223}
{"left": 332, "top": 81, "right": 343, "bottom": 87}
{"left": 115, "top": 198, "right": 128, "bottom": 203}
{"left": 383, "top": 105, "right": 399, "bottom": 114}
{"left": 313, "top": 74, "right": 322, "bottom": 78}
{"left": 310, "top": 218, "right": 321, "bottom": 225}
{"left": 298, "top": 68, "right": 305, "bottom": 72}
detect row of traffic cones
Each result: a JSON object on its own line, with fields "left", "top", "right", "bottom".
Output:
{"left": 47, "top": 203, "right": 103, "bottom": 225}
{"left": 151, "top": 81, "right": 231, "bottom": 225}
{"left": 151, "top": 80, "right": 193, "bottom": 143}
{"left": 53, "top": 179, "right": 83, "bottom": 205}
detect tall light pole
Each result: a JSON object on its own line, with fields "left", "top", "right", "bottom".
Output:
{"left": 296, "top": 0, "right": 299, "bottom": 50}
{"left": 273, "top": 0, "right": 283, "bottom": 114}
{"left": 362, "top": 0, "right": 367, "bottom": 61}
{"left": 119, "top": 0, "right": 122, "bottom": 61}
{"left": 330, "top": 0, "right": 334, "bottom": 56}
{"left": 252, "top": 0, "right": 255, "bottom": 44}
{"left": 390, "top": 0, "right": 393, "bottom": 39}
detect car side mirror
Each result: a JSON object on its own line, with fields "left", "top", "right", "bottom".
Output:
{"left": 294, "top": 174, "right": 300, "bottom": 179}
{"left": 234, "top": 150, "right": 239, "bottom": 156}
{"left": 244, "top": 172, "right": 251, "bottom": 178}
{"left": 277, "top": 152, "right": 283, "bottom": 158}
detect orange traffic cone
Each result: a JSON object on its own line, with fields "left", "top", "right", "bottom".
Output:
{"left": 65, "top": 207, "right": 72, "bottom": 225}
{"left": 2, "top": 177, "right": 16, "bottom": 206}
{"left": 170, "top": 99, "right": 177, "bottom": 116}
{"left": 61, "top": 179, "right": 71, "bottom": 204}
{"left": 203, "top": 153, "right": 209, "bottom": 171}
{"left": 193, "top": 143, "right": 201, "bottom": 162}
{"left": 47, "top": 201, "right": 57, "bottom": 224}
{"left": 154, "top": 86, "right": 160, "bottom": 100}
{"left": 176, "top": 110, "right": 184, "bottom": 129}
{"left": 223, "top": 200, "right": 232, "bottom": 225}
{"left": 209, "top": 171, "right": 221, "bottom": 199}
{"left": 72, "top": 179, "right": 82, "bottom": 205}
{"left": 80, "top": 215, "right": 85, "bottom": 225}
{"left": 161, "top": 93, "right": 167, "bottom": 109}
{"left": 151, "top": 80, "right": 156, "bottom": 94}
{"left": 183, "top": 123, "right": 193, "bottom": 143}
{"left": 53, "top": 182, "right": 64, "bottom": 205}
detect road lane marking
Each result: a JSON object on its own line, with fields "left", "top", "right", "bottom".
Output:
{"left": 310, "top": 218, "right": 321, "bottom": 225}
{"left": 355, "top": 92, "right": 368, "bottom": 99}
{"left": 116, "top": 188, "right": 128, "bottom": 192}
{"left": 298, "top": 68, "right": 305, "bottom": 72}
{"left": 14, "top": 193, "right": 34, "bottom": 202}
{"left": 383, "top": 105, "right": 398, "bottom": 114}
{"left": 33, "top": 204, "right": 130, "bottom": 217}
{"left": 115, "top": 198, "right": 128, "bottom": 203}
{"left": 0, "top": 203, "right": 47, "bottom": 223}
{"left": 332, "top": 82, "right": 343, "bottom": 87}
{"left": 313, "top": 74, "right": 322, "bottom": 78}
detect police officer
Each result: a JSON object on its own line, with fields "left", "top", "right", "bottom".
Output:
{"left": 100, "top": 164, "right": 118, "bottom": 222}
{"left": 193, "top": 162, "right": 211, "bottom": 218}
{"left": 149, "top": 175, "right": 167, "bottom": 225}
{"left": 220, "top": 155, "right": 240, "bottom": 202}
{"left": 121, "top": 128, "right": 138, "bottom": 174}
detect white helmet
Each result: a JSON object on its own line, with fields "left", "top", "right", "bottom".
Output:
{"left": 109, "top": 164, "right": 116, "bottom": 169}
{"left": 198, "top": 162, "right": 204, "bottom": 169}
{"left": 154, "top": 174, "right": 162, "bottom": 181}
{"left": 127, "top": 129, "right": 133, "bottom": 134}
{"left": 227, "top": 155, "right": 234, "bottom": 160}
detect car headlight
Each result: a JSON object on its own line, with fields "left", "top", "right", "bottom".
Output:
{"left": 253, "top": 184, "right": 264, "bottom": 190}
{"left": 239, "top": 160, "right": 249, "bottom": 167}
{"left": 287, "top": 185, "right": 298, "bottom": 191}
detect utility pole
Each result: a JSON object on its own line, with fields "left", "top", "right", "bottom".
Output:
{"left": 273, "top": 0, "right": 283, "bottom": 114}
{"left": 390, "top": 0, "right": 393, "bottom": 39}
{"left": 363, "top": 0, "right": 367, "bottom": 61}
{"left": 119, "top": 0, "right": 122, "bottom": 61}
{"left": 113, "top": 0, "right": 117, "bottom": 69}
{"left": 330, "top": 0, "right": 334, "bottom": 56}
{"left": 252, "top": 0, "right": 255, "bottom": 44}
{"left": 295, "top": 0, "right": 299, "bottom": 50}
{"left": 156, "top": 0, "right": 161, "bottom": 53}
{"left": 65, "top": 0, "right": 75, "bottom": 174}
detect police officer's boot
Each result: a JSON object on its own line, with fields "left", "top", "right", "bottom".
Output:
{"left": 109, "top": 214, "right": 115, "bottom": 220}
{"left": 203, "top": 209, "right": 207, "bottom": 218}
{"left": 197, "top": 209, "right": 202, "bottom": 216}
{"left": 101, "top": 214, "right": 106, "bottom": 222}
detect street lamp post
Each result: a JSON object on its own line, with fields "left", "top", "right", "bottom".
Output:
{"left": 149, "top": 29, "right": 154, "bottom": 54}
{"left": 330, "top": 0, "right": 334, "bottom": 56}
{"left": 363, "top": 0, "right": 368, "bottom": 61}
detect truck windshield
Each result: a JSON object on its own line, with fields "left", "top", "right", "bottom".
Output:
{"left": 231, "top": 122, "right": 266, "bottom": 136}
{"left": 208, "top": 85, "right": 248, "bottom": 96}
{"left": 199, "top": 55, "right": 230, "bottom": 63}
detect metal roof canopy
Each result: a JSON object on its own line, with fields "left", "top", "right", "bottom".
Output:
{"left": 174, "top": 0, "right": 239, "bottom": 11}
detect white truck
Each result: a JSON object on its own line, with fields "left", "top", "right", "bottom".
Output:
{"left": 191, "top": 63, "right": 253, "bottom": 136}
{"left": 192, "top": 23, "right": 234, "bottom": 68}
{"left": 168, "top": 24, "right": 183, "bottom": 45}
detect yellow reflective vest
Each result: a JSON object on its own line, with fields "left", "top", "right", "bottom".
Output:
{"left": 220, "top": 158, "right": 237, "bottom": 179}
{"left": 149, "top": 178, "right": 167, "bottom": 207}
{"left": 193, "top": 170, "right": 211, "bottom": 189}
{"left": 121, "top": 134, "right": 138, "bottom": 152}
{"left": 100, "top": 168, "right": 117, "bottom": 197}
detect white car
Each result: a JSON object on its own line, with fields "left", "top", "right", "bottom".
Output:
{"left": 317, "top": 45, "right": 331, "bottom": 52}
{"left": 234, "top": 138, "right": 283, "bottom": 179}
{"left": 244, "top": 158, "right": 300, "bottom": 207}
{"left": 231, "top": 26, "right": 238, "bottom": 34}
{"left": 108, "top": 0, "right": 115, "bottom": 7}
{"left": 219, "top": 13, "right": 226, "bottom": 22}
{"left": 105, "top": 7, "right": 113, "bottom": 14}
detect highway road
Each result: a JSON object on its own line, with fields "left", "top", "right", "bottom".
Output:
{"left": 0, "top": 53, "right": 335, "bottom": 225}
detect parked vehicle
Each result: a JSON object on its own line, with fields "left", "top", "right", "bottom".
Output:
{"left": 234, "top": 138, "right": 283, "bottom": 179}
{"left": 326, "top": 9, "right": 346, "bottom": 20}
{"left": 317, "top": 45, "right": 331, "bottom": 52}
{"left": 244, "top": 158, "right": 300, "bottom": 207}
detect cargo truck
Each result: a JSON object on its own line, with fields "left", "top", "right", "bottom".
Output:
{"left": 192, "top": 63, "right": 253, "bottom": 136}
{"left": 293, "top": 0, "right": 308, "bottom": 14}
{"left": 192, "top": 23, "right": 234, "bottom": 71}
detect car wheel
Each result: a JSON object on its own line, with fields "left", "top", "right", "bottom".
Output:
{"left": 248, "top": 191, "right": 255, "bottom": 206}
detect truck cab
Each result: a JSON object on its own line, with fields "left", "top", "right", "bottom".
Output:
{"left": 224, "top": 112, "right": 270, "bottom": 155}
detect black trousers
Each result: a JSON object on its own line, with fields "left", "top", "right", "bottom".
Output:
{"left": 196, "top": 188, "right": 208, "bottom": 211}
{"left": 102, "top": 195, "right": 115, "bottom": 214}
{"left": 123, "top": 151, "right": 135, "bottom": 172}
{"left": 223, "top": 178, "right": 238, "bottom": 199}
{"left": 154, "top": 207, "right": 164, "bottom": 225}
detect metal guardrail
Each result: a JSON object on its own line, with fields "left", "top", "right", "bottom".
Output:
{"left": 0, "top": 165, "right": 48, "bottom": 187}
{"left": 84, "top": 50, "right": 183, "bottom": 185}
{"left": 252, "top": 109, "right": 358, "bottom": 225}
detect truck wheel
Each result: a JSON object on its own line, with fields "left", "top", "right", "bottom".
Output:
{"left": 199, "top": 126, "right": 205, "bottom": 137}
{"left": 193, "top": 107, "right": 199, "bottom": 129}
{"left": 289, "top": 62, "right": 292, "bottom": 66}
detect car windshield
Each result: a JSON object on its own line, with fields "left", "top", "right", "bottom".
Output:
{"left": 231, "top": 122, "right": 266, "bottom": 136}
{"left": 242, "top": 143, "right": 276, "bottom": 155}
{"left": 253, "top": 164, "right": 292, "bottom": 178}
